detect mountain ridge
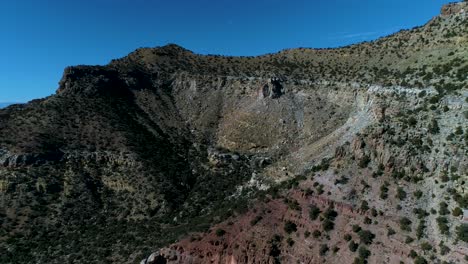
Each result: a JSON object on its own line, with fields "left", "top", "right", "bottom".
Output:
{"left": 0, "top": 2, "right": 467, "bottom": 264}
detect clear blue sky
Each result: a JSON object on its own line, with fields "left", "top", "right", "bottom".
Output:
{"left": 0, "top": 0, "right": 452, "bottom": 102}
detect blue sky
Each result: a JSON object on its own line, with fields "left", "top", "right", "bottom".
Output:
{"left": 0, "top": 0, "right": 452, "bottom": 102}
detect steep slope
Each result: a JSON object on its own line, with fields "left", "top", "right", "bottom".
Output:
{"left": 0, "top": 2, "right": 467, "bottom": 264}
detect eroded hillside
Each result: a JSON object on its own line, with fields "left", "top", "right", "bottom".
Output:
{"left": 0, "top": 2, "right": 467, "bottom": 264}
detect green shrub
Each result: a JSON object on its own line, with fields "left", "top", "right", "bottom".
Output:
{"left": 284, "top": 221, "right": 297, "bottom": 234}
{"left": 399, "top": 217, "right": 412, "bottom": 232}
{"left": 312, "top": 230, "right": 321, "bottom": 238}
{"left": 360, "top": 201, "right": 369, "bottom": 211}
{"left": 428, "top": 119, "right": 440, "bottom": 134}
{"left": 353, "top": 257, "right": 366, "bottom": 264}
{"left": 284, "top": 198, "right": 301, "bottom": 211}
{"left": 309, "top": 205, "right": 321, "bottom": 220}
{"left": 452, "top": 207, "right": 463, "bottom": 217}
{"left": 323, "top": 207, "right": 338, "bottom": 220}
{"left": 456, "top": 224, "right": 468, "bottom": 242}
{"left": 352, "top": 225, "right": 362, "bottom": 233}
{"left": 408, "top": 117, "right": 417, "bottom": 126}
{"left": 439, "top": 241, "right": 450, "bottom": 255}
{"left": 380, "top": 182, "right": 389, "bottom": 199}
{"left": 416, "top": 220, "right": 426, "bottom": 239}
{"left": 215, "top": 229, "right": 226, "bottom": 237}
{"left": 396, "top": 187, "right": 407, "bottom": 200}
{"left": 319, "top": 244, "right": 329, "bottom": 256}
{"left": 405, "top": 236, "right": 414, "bottom": 244}
{"left": 364, "top": 217, "right": 372, "bottom": 225}
{"left": 348, "top": 240, "right": 358, "bottom": 252}
{"left": 322, "top": 219, "right": 335, "bottom": 232}
{"left": 414, "top": 256, "right": 427, "bottom": 264}
{"left": 439, "top": 202, "right": 449, "bottom": 215}
{"left": 436, "top": 217, "right": 449, "bottom": 235}
{"left": 358, "top": 246, "right": 371, "bottom": 259}
{"left": 358, "top": 155, "right": 371, "bottom": 168}
{"left": 358, "top": 230, "right": 375, "bottom": 245}
{"left": 420, "top": 241, "right": 432, "bottom": 252}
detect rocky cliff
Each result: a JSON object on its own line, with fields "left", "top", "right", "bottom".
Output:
{"left": 0, "top": 2, "right": 467, "bottom": 264}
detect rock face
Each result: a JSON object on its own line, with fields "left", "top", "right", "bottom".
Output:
{"left": 1, "top": 3, "right": 467, "bottom": 264}
{"left": 441, "top": 1, "right": 467, "bottom": 17}
{"left": 260, "top": 77, "right": 284, "bottom": 99}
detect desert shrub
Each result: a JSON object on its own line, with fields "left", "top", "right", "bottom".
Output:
{"left": 440, "top": 173, "right": 450, "bottom": 182}
{"left": 215, "top": 229, "right": 226, "bottom": 237}
{"left": 413, "top": 208, "right": 429, "bottom": 219}
{"left": 428, "top": 119, "right": 439, "bottom": 134}
{"left": 380, "top": 182, "right": 389, "bottom": 199}
{"left": 309, "top": 205, "right": 321, "bottom": 220}
{"left": 399, "top": 217, "right": 412, "bottom": 232}
{"left": 454, "top": 193, "right": 468, "bottom": 208}
{"left": 348, "top": 240, "right": 359, "bottom": 252}
{"left": 396, "top": 187, "right": 407, "bottom": 200}
{"left": 420, "top": 241, "right": 432, "bottom": 252}
{"left": 344, "top": 234, "right": 352, "bottom": 241}
{"left": 428, "top": 95, "right": 440, "bottom": 104}
{"left": 323, "top": 207, "right": 338, "bottom": 220}
{"left": 268, "top": 234, "right": 282, "bottom": 259}
{"left": 358, "top": 246, "right": 371, "bottom": 259}
{"left": 322, "top": 219, "right": 335, "bottom": 232}
{"left": 250, "top": 215, "right": 263, "bottom": 226}
{"left": 358, "top": 230, "right": 375, "bottom": 245}
{"left": 439, "top": 202, "right": 449, "bottom": 215}
{"left": 358, "top": 155, "right": 371, "bottom": 168}
{"left": 287, "top": 237, "right": 294, "bottom": 246}
{"left": 284, "top": 221, "right": 297, "bottom": 234}
{"left": 439, "top": 241, "right": 450, "bottom": 255}
{"left": 364, "top": 217, "right": 372, "bottom": 225}
{"left": 360, "top": 201, "right": 369, "bottom": 211}
{"left": 332, "top": 246, "right": 339, "bottom": 253}
{"left": 352, "top": 225, "right": 362, "bottom": 233}
{"left": 456, "top": 224, "right": 468, "bottom": 242}
{"left": 319, "top": 244, "right": 329, "bottom": 256}
{"left": 284, "top": 198, "right": 301, "bottom": 211}
{"left": 452, "top": 207, "right": 463, "bottom": 217}
{"left": 416, "top": 220, "right": 426, "bottom": 239}
{"left": 408, "top": 116, "right": 417, "bottom": 126}
{"left": 436, "top": 217, "right": 449, "bottom": 234}
{"left": 334, "top": 176, "right": 349, "bottom": 185}
{"left": 405, "top": 236, "right": 414, "bottom": 244}
{"left": 313, "top": 230, "right": 321, "bottom": 238}
{"left": 414, "top": 256, "right": 427, "bottom": 264}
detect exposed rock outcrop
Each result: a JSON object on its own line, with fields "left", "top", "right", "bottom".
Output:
{"left": 441, "top": 1, "right": 467, "bottom": 17}
{"left": 259, "top": 77, "right": 285, "bottom": 99}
